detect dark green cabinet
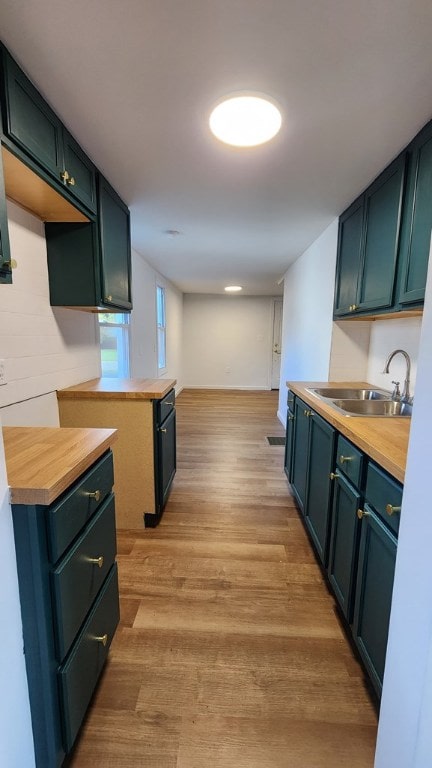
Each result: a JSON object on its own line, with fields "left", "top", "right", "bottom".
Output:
{"left": 353, "top": 506, "right": 397, "bottom": 697}
{"left": 328, "top": 473, "right": 361, "bottom": 621}
{"left": 284, "top": 403, "right": 295, "bottom": 482}
{"left": 46, "top": 175, "right": 132, "bottom": 311}
{"left": 0, "top": 45, "right": 96, "bottom": 215}
{"left": 146, "top": 388, "right": 177, "bottom": 526}
{"left": 0, "top": 141, "right": 11, "bottom": 283}
{"left": 290, "top": 398, "right": 335, "bottom": 566}
{"left": 334, "top": 154, "right": 406, "bottom": 317}
{"left": 398, "top": 120, "right": 432, "bottom": 305}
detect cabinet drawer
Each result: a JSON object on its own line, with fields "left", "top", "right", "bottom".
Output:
{"left": 52, "top": 494, "right": 117, "bottom": 661}
{"left": 336, "top": 435, "right": 363, "bottom": 487}
{"left": 156, "top": 388, "right": 175, "bottom": 425}
{"left": 365, "top": 462, "right": 402, "bottom": 536}
{"left": 58, "top": 563, "right": 119, "bottom": 752}
{"left": 47, "top": 451, "right": 114, "bottom": 563}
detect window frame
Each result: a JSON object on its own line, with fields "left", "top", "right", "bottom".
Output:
{"left": 156, "top": 284, "right": 167, "bottom": 374}
{"left": 98, "top": 312, "right": 130, "bottom": 378}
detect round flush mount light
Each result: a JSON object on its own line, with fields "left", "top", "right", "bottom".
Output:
{"left": 209, "top": 94, "right": 282, "bottom": 147}
{"left": 224, "top": 285, "right": 243, "bottom": 293}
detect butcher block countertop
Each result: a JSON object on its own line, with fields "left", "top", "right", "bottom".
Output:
{"left": 3, "top": 426, "right": 117, "bottom": 506}
{"left": 57, "top": 377, "right": 177, "bottom": 400}
{"left": 288, "top": 381, "right": 411, "bottom": 484}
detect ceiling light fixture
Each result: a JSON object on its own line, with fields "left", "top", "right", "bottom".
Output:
{"left": 209, "top": 94, "right": 282, "bottom": 147}
{"left": 224, "top": 285, "right": 243, "bottom": 293}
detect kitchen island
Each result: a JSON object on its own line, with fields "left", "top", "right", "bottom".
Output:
{"left": 57, "top": 378, "right": 177, "bottom": 528}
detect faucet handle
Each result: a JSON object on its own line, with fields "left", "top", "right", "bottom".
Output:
{"left": 391, "top": 381, "right": 401, "bottom": 400}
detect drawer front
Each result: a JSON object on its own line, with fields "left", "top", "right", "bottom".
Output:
{"left": 47, "top": 451, "right": 114, "bottom": 563}
{"left": 156, "top": 388, "right": 175, "bottom": 425}
{"left": 58, "top": 563, "right": 119, "bottom": 753}
{"left": 336, "top": 435, "right": 364, "bottom": 488}
{"left": 365, "top": 461, "right": 402, "bottom": 536}
{"left": 287, "top": 390, "right": 295, "bottom": 411}
{"left": 52, "top": 494, "right": 117, "bottom": 661}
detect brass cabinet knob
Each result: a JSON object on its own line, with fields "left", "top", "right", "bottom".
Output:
{"left": 95, "top": 634, "right": 108, "bottom": 646}
{"left": 303, "top": 410, "right": 313, "bottom": 417}
{"left": 352, "top": 304, "right": 357, "bottom": 311}
{"left": 160, "top": 428, "right": 167, "bottom": 433}
{"left": 88, "top": 556, "right": 104, "bottom": 568}
{"left": 357, "top": 508, "right": 370, "bottom": 520}
{"left": 105, "top": 295, "right": 113, "bottom": 302}
{"left": 67, "top": 176, "right": 76, "bottom": 186}
{"left": 288, "top": 415, "right": 294, "bottom": 421}
{"left": 86, "top": 489, "right": 101, "bottom": 502}
{"left": 329, "top": 472, "right": 340, "bottom": 480}
{"left": 60, "top": 169, "right": 70, "bottom": 183}
{"left": 2, "top": 258, "right": 18, "bottom": 270}
{"left": 340, "top": 455, "right": 353, "bottom": 464}
{"left": 386, "top": 504, "right": 401, "bottom": 516}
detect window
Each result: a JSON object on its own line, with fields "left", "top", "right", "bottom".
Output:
{"left": 156, "top": 285, "right": 166, "bottom": 371}
{"left": 98, "top": 313, "right": 130, "bottom": 377}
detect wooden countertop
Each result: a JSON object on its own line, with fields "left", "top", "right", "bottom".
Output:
{"left": 3, "top": 426, "right": 117, "bottom": 506}
{"left": 57, "top": 377, "right": 177, "bottom": 400}
{"left": 287, "top": 381, "right": 411, "bottom": 484}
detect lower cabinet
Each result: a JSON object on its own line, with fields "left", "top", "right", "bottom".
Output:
{"left": 287, "top": 395, "right": 402, "bottom": 699}
{"left": 290, "top": 396, "right": 336, "bottom": 566}
{"left": 11, "top": 450, "right": 120, "bottom": 767}
{"left": 146, "top": 388, "right": 177, "bottom": 526}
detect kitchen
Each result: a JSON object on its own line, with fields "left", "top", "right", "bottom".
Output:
{"left": 1, "top": 2, "right": 432, "bottom": 767}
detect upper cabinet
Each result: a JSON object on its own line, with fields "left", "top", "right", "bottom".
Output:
{"left": 334, "top": 154, "right": 406, "bottom": 317}
{"left": 0, "top": 48, "right": 97, "bottom": 216}
{"left": 0, "top": 134, "right": 11, "bottom": 284}
{"left": 334, "top": 117, "right": 432, "bottom": 319}
{"left": 98, "top": 176, "right": 132, "bottom": 310}
{"left": 397, "top": 120, "right": 432, "bottom": 306}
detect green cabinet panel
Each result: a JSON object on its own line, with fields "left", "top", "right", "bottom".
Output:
{"left": 334, "top": 198, "right": 363, "bottom": 316}
{"left": 156, "top": 407, "right": 176, "bottom": 511}
{"left": 0, "top": 45, "right": 96, "bottom": 215}
{"left": 284, "top": 406, "right": 295, "bottom": 482}
{"left": 304, "top": 412, "right": 335, "bottom": 565}
{"left": 290, "top": 398, "right": 310, "bottom": 512}
{"left": 0, "top": 141, "right": 11, "bottom": 284}
{"left": 358, "top": 154, "right": 406, "bottom": 311}
{"left": 98, "top": 175, "right": 132, "bottom": 310}
{"left": 328, "top": 473, "right": 361, "bottom": 621}
{"left": 353, "top": 507, "right": 397, "bottom": 697}
{"left": 46, "top": 178, "right": 132, "bottom": 311}
{"left": 398, "top": 120, "right": 432, "bottom": 305}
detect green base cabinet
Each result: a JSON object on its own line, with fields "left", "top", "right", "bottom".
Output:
{"left": 328, "top": 473, "right": 361, "bottom": 621}
{"left": 290, "top": 399, "right": 310, "bottom": 512}
{"left": 353, "top": 507, "right": 397, "bottom": 697}
{"left": 284, "top": 396, "right": 295, "bottom": 482}
{"left": 46, "top": 176, "right": 132, "bottom": 311}
{"left": 11, "top": 451, "right": 120, "bottom": 767}
{"left": 145, "top": 389, "right": 177, "bottom": 527}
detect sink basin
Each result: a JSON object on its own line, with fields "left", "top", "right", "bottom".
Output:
{"left": 332, "top": 399, "right": 413, "bottom": 417}
{"left": 308, "top": 387, "right": 392, "bottom": 401}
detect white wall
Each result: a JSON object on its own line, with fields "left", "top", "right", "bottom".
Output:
{"left": 367, "top": 316, "right": 422, "bottom": 394}
{"left": 277, "top": 219, "right": 339, "bottom": 423}
{"left": 329, "top": 321, "right": 371, "bottom": 381}
{"left": 182, "top": 294, "right": 276, "bottom": 389}
{"left": 0, "top": 425, "right": 35, "bottom": 768}
{"left": 0, "top": 201, "right": 101, "bottom": 425}
{"left": 130, "top": 250, "right": 183, "bottom": 390}
{"left": 374, "top": 247, "right": 432, "bottom": 768}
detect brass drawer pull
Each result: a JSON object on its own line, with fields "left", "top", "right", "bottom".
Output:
{"left": 86, "top": 490, "right": 101, "bottom": 502}
{"left": 329, "top": 472, "right": 340, "bottom": 480}
{"left": 88, "top": 556, "right": 104, "bottom": 568}
{"left": 60, "top": 169, "right": 70, "bottom": 183}
{"left": 303, "top": 410, "right": 313, "bottom": 417}
{"left": 95, "top": 633, "right": 108, "bottom": 647}
{"left": 340, "top": 455, "right": 353, "bottom": 464}
{"left": 165, "top": 401, "right": 174, "bottom": 406}
{"left": 67, "top": 176, "right": 76, "bottom": 186}
{"left": 160, "top": 428, "right": 167, "bottom": 433}
{"left": 386, "top": 504, "right": 401, "bottom": 516}
{"left": 288, "top": 415, "right": 294, "bottom": 421}
{"left": 357, "top": 508, "right": 370, "bottom": 520}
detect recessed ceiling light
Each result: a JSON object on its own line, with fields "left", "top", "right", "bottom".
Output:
{"left": 164, "top": 229, "right": 182, "bottom": 238}
{"left": 209, "top": 94, "right": 282, "bottom": 147}
{"left": 224, "top": 285, "right": 243, "bottom": 292}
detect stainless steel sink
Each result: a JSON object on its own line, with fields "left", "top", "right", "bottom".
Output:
{"left": 308, "top": 387, "right": 392, "bottom": 401}
{"left": 332, "top": 399, "right": 412, "bottom": 417}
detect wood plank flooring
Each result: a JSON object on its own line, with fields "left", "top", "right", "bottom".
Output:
{"left": 69, "top": 389, "right": 377, "bottom": 768}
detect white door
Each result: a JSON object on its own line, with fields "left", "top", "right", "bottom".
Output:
{"left": 271, "top": 299, "right": 283, "bottom": 389}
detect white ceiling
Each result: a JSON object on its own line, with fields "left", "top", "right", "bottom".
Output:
{"left": 1, "top": 0, "right": 432, "bottom": 295}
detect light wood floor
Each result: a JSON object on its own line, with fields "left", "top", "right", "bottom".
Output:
{"left": 70, "top": 389, "right": 377, "bottom": 768}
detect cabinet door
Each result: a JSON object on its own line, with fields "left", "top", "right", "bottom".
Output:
{"left": 398, "top": 121, "right": 432, "bottom": 305}
{"left": 284, "top": 408, "right": 295, "bottom": 482}
{"left": 2, "top": 52, "right": 64, "bottom": 181}
{"left": 0, "top": 147, "right": 12, "bottom": 284}
{"left": 156, "top": 407, "right": 176, "bottom": 512}
{"left": 358, "top": 154, "right": 406, "bottom": 312}
{"left": 333, "top": 197, "right": 363, "bottom": 316}
{"left": 304, "top": 412, "right": 335, "bottom": 565}
{"left": 353, "top": 507, "right": 397, "bottom": 697}
{"left": 290, "top": 399, "right": 310, "bottom": 513}
{"left": 62, "top": 130, "right": 97, "bottom": 214}
{"left": 98, "top": 176, "right": 132, "bottom": 310}
{"left": 327, "top": 473, "right": 361, "bottom": 622}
